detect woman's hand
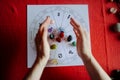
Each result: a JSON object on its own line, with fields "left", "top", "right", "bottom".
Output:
{"left": 70, "top": 18, "right": 111, "bottom": 80}
{"left": 70, "top": 18, "right": 92, "bottom": 60}
{"left": 25, "top": 16, "right": 54, "bottom": 80}
{"left": 35, "top": 16, "right": 52, "bottom": 61}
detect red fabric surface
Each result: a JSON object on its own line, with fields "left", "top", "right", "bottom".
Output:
{"left": 0, "top": 0, "right": 120, "bottom": 80}
{"left": 103, "top": 0, "right": 120, "bottom": 72}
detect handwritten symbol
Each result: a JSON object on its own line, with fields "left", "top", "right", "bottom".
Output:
{"left": 58, "top": 53, "right": 62, "bottom": 58}
{"left": 58, "top": 12, "right": 60, "bottom": 16}
{"left": 67, "top": 15, "right": 71, "bottom": 19}
{"left": 69, "top": 50, "right": 73, "bottom": 54}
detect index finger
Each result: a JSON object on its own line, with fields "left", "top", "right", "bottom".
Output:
{"left": 70, "top": 17, "right": 85, "bottom": 37}
{"left": 70, "top": 18, "right": 80, "bottom": 30}
{"left": 40, "top": 16, "right": 51, "bottom": 32}
{"left": 41, "top": 16, "right": 51, "bottom": 40}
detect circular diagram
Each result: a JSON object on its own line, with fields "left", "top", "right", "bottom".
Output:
{"left": 28, "top": 6, "right": 86, "bottom": 66}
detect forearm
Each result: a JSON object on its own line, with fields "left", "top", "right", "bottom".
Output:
{"left": 25, "top": 57, "right": 48, "bottom": 80}
{"left": 82, "top": 53, "right": 111, "bottom": 80}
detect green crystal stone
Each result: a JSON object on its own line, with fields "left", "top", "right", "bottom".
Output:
{"left": 72, "top": 41, "right": 76, "bottom": 46}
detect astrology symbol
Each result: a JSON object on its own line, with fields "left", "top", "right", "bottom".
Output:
{"left": 69, "top": 50, "right": 73, "bottom": 54}
{"left": 58, "top": 53, "right": 62, "bottom": 58}
{"left": 67, "top": 15, "right": 71, "bottom": 19}
{"left": 58, "top": 12, "right": 60, "bottom": 16}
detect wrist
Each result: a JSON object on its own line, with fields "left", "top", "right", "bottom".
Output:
{"left": 81, "top": 52, "right": 93, "bottom": 63}
{"left": 36, "top": 56, "right": 49, "bottom": 66}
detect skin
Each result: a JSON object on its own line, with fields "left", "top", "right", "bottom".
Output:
{"left": 70, "top": 18, "right": 111, "bottom": 80}
{"left": 25, "top": 17, "right": 111, "bottom": 80}
{"left": 24, "top": 16, "right": 51, "bottom": 80}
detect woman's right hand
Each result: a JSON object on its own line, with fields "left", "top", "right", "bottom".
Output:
{"left": 70, "top": 18, "right": 92, "bottom": 60}
{"left": 70, "top": 18, "right": 111, "bottom": 80}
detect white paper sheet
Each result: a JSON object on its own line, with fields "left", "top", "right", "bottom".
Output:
{"left": 27, "top": 5, "right": 90, "bottom": 68}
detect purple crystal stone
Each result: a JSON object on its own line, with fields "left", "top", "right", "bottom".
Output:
{"left": 48, "top": 27, "right": 53, "bottom": 32}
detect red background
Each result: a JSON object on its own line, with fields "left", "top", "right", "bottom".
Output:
{"left": 0, "top": 0, "right": 120, "bottom": 80}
